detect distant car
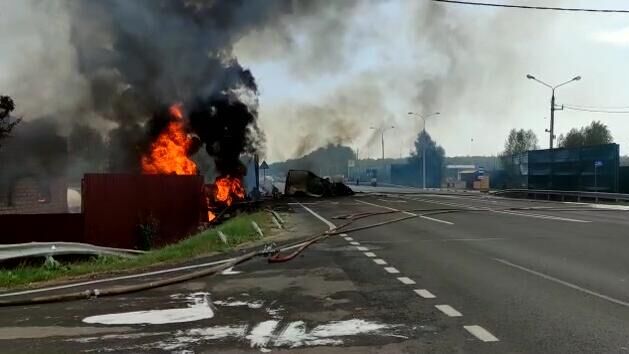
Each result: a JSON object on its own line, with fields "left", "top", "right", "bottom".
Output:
{"left": 371, "top": 178, "right": 377, "bottom": 187}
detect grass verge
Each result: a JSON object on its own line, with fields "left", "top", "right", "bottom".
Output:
{"left": 0, "top": 212, "right": 272, "bottom": 289}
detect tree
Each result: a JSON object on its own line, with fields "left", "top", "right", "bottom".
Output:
{"left": 558, "top": 121, "right": 613, "bottom": 148}
{"left": 0, "top": 96, "right": 21, "bottom": 146}
{"left": 502, "top": 129, "right": 538, "bottom": 156}
{"left": 410, "top": 131, "right": 445, "bottom": 188}
{"left": 500, "top": 129, "right": 538, "bottom": 187}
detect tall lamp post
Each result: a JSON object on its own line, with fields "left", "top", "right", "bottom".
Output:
{"left": 370, "top": 126, "right": 395, "bottom": 160}
{"left": 408, "top": 111, "right": 440, "bottom": 189}
{"left": 526, "top": 74, "right": 581, "bottom": 149}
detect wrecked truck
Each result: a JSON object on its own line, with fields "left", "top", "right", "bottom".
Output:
{"left": 284, "top": 170, "right": 354, "bottom": 197}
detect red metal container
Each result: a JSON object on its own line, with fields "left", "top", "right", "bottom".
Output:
{"left": 82, "top": 174, "right": 205, "bottom": 249}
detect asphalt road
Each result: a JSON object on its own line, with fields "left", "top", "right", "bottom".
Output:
{"left": 304, "top": 190, "right": 629, "bottom": 353}
{"left": 2, "top": 190, "right": 629, "bottom": 353}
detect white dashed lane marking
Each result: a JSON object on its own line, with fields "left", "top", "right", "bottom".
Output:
{"left": 349, "top": 241, "right": 360, "bottom": 246}
{"left": 299, "top": 200, "right": 500, "bottom": 345}
{"left": 357, "top": 246, "right": 369, "bottom": 251}
{"left": 384, "top": 267, "right": 400, "bottom": 274}
{"left": 414, "top": 289, "right": 436, "bottom": 298}
{"left": 397, "top": 277, "right": 416, "bottom": 285}
{"left": 435, "top": 304, "right": 462, "bottom": 317}
{"left": 464, "top": 325, "right": 499, "bottom": 342}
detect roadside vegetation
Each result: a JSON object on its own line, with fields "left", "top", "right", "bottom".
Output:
{"left": 0, "top": 212, "right": 272, "bottom": 289}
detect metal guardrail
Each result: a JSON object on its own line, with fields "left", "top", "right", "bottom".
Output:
{"left": 0, "top": 242, "right": 145, "bottom": 262}
{"left": 493, "top": 189, "right": 629, "bottom": 203}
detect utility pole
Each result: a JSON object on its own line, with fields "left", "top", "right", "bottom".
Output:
{"left": 408, "top": 111, "right": 440, "bottom": 190}
{"left": 370, "top": 126, "right": 395, "bottom": 160}
{"left": 526, "top": 74, "right": 581, "bottom": 149}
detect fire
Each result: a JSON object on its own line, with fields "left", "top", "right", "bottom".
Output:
{"left": 205, "top": 175, "right": 245, "bottom": 222}
{"left": 141, "top": 103, "right": 197, "bottom": 175}
{"left": 215, "top": 175, "right": 245, "bottom": 206}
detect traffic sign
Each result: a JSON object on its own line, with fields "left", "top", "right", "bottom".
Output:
{"left": 348, "top": 160, "right": 355, "bottom": 168}
{"left": 260, "top": 160, "right": 269, "bottom": 170}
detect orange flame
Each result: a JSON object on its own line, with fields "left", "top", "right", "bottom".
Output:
{"left": 141, "top": 103, "right": 197, "bottom": 175}
{"left": 215, "top": 176, "right": 245, "bottom": 206}
{"left": 205, "top": 176, "right": 245, "bottom": 222}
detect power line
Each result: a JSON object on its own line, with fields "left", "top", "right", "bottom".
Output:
{"left": 563, "top": 106, "right": 629, "bottom": 114}
{"left": 432, "top": 0, "right": 629, "bottom": 13}
{"left": 563, "top": 103, "right": 629, "bottom": 110}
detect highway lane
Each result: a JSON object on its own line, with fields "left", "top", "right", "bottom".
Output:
{"left": 306, "top": 194, "right": 629, "bottom": 353}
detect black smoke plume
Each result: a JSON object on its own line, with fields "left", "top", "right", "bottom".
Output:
{"left": 68, "top": 0, "right": 267, "bottom": 174}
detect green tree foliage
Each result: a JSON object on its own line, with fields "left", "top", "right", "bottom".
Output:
{"left": 0, "top": 96, "right": 21, "bottom": 146}
{"left": 410, "top": 130, "right": 445, "bottom": 187}
{"left": 502, "top": 129, "right": 538, "bottom": 156}
{"left": 558, "top": 121, "right": 613, "bottom": 148}
{"left": 500, "top": 129, "right": 538, "bottom": 186}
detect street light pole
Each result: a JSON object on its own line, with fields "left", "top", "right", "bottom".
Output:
{"left": 408, "top": 111, "right": 440, "bottom": 189}
{"left": 370, "top": 126, "right": 395, "bottom": 160}
{"left": 526, "top": 74, "right": 581, "bottom": 149}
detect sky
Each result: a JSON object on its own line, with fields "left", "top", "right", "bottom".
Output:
{"left": 2, "top": 0, "right": 629, "bottom": 165}
{"left": 231, "top": 0, "right": 629, "bottom": 162}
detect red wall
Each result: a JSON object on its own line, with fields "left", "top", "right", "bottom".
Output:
{"left": 82, "top": 174, "right": 205, "bottom": 249}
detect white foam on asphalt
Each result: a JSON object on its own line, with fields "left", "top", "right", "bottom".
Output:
{"left": 414, "top": 289, "right": 436, "bottom": 298}
{"left": 397, "top": 277, "right": 416, "bottom": 285}
{"left": 246, "top": 320, "right": 279, "bottom": 349}
{"left": 435, "top": 304, "right": 462, "bottom": 317}
{"left": 373, "top": 259, "right": 387, "bottom": 265}
{"left": 78, "top": 319, "right": 403, "bottom": 352}
{"left": 213, "top": 300, "right": 264, "bottom": 309}
{"left": 464, "top": 325, "right": 499, "bottom": 342}
{"left": 384, "top": 267, "right": 400, "bottom": 274}
{"left": 83, "top": 293, "right": 213, "bottom": 325}
{"left": 364, "top": 252, "right": 377, "bottom": 257}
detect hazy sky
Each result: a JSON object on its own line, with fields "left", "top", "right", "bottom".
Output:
{"left": 233, "top": 0, "right": 629, "bottom": 162}
{"left": 2, "top": 0, "right": 629, "bottom": 164}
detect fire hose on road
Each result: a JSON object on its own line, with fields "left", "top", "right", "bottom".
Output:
{"left": 0, "top": 203, "right": 626, "bottom": 306}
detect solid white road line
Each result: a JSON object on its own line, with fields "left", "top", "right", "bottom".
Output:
{"left": 420, "top": 215, "right": 454, "bottom": 225}
{"left": 406, "top": 196, "right": 590, "bottom": 223}
{"left": 357, "top": 246, "right": 369, "bottom": 251}
{"left": 491, "top": 209, "right": 590, "bottom": 223}
{"left": 356, "top": 199, "right": 453, "bottom": 225}
{"left": 364, "top": 252, "right": 377, "bottom": 257}
{"left": 349, "top": 241, "right": 360, "bottom": 246}
{"left": 494, "top": 258, "right": 629, "bottom": 308}
{"left": 355, "top": 199, "right": 417, "bottom": 216}
{"left": 414, "top": 289, "right": 436, "bottom": 298}
{"left": 297, "top": 203, "right": 336, "bottom": 230}
{"left": 384, "top": 267, "right": 400, "bottom": 274}
{"left": 435, "top": 304, "right": 462, "bottom": 317}
{"left": 397, "top": 277, "right": 416, "bottom": 285}
{"left": 373, "top": 259, "right": 387, "bottom": 265}
{"left": 464, "top": 325, "right": 499, "bottom": 342}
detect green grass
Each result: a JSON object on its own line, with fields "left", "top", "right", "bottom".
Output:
{"left": 0, "top": 212, "right": 272, "bottom": 289}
